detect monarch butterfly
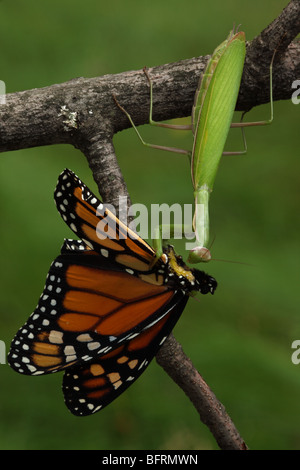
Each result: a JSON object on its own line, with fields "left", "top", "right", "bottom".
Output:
{"left": 8, "top": 169, "right": 217, "bottom": 416}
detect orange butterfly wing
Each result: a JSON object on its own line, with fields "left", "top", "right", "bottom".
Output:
{"left": 8, "top": 240, "right": 178, "bottom": 376}
{"left": 63, "top": 293, "right": 188, "bottom": 415}
{"left": 54, "top": 168, "right": 156, "bottom": 271}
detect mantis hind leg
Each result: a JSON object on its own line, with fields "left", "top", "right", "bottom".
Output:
{"left": 224, "top": 49, "right": 275, "bottom": 156}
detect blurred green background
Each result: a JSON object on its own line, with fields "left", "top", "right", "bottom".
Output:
{"left": 0, "top": 0, "right": 299, "bottom": 450}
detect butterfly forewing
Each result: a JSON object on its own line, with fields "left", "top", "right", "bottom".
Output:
{"left": 8, "top": 240, "right": 177, "bottom": 376}
{"left": 54, "top": 169, "right": 156, "bottom": 270}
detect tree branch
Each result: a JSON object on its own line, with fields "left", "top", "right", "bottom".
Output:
{"left": 2, "top": 0, "right": 299, "bottom": 450}
{"left": 0, "top": 1, "right": 298, "bottom": 164}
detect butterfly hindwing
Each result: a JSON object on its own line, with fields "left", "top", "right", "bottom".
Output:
{"left": 63, "top": 293, "right": 188, "bottom": 416}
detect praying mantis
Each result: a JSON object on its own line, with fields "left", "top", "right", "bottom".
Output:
{"left": 114, "top": 28, "right": 274, "bottom": 263}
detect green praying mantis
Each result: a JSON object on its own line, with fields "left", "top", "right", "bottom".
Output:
{"left": 114, "top": 28, "right": 274, "bottom": 263}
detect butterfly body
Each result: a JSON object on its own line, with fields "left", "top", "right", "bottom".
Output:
{"left": 8, "top": 169, "right": 216, "bottom": 415}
